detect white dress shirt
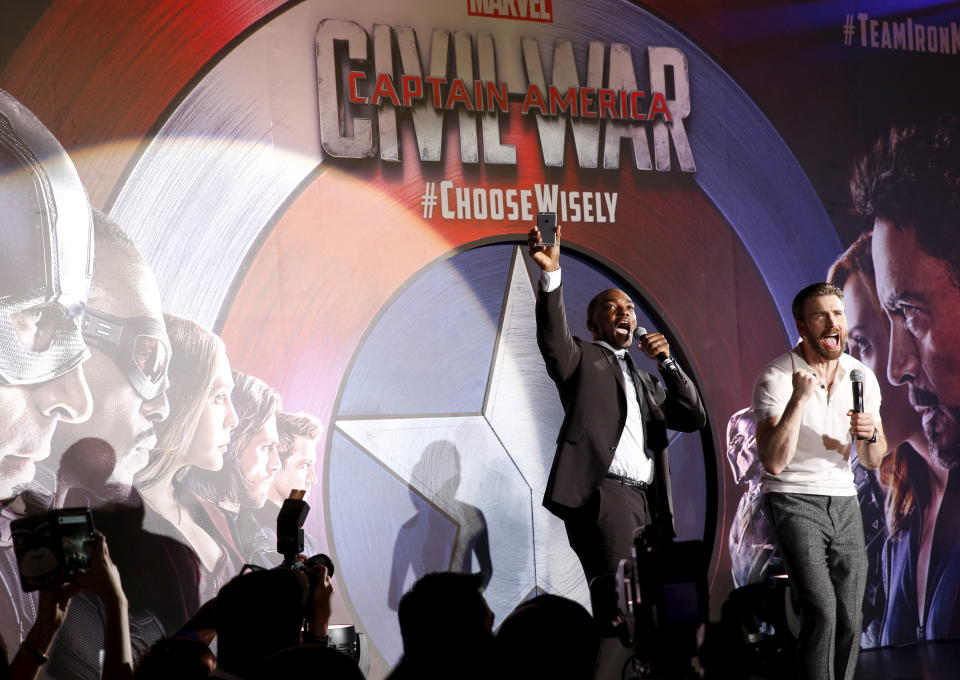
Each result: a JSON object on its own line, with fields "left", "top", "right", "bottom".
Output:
{"left": 540, "top": 268, "right": 652, "bottom": 484}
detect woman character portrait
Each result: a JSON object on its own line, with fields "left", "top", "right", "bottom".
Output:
{"left": 135, "top": 314, "right": 242, "bottom": 600}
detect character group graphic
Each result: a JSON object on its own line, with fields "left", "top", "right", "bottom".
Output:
{"left": 0, "top": 88, "right": 323, "bottom": 673}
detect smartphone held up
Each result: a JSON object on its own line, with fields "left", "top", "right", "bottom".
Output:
{"left": 537, "top": 211, "right": 557, "bottom": 247}
{"left": 11, "top": 508, "right": 96, "bottom": 592}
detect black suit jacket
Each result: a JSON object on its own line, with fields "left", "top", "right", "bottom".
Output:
{"left": 536, "top": 285, "right": 707, "bottom": 539}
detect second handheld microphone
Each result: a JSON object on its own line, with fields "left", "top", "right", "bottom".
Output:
{"left": 634, "top": 326, "right": 681, "bottom": 376}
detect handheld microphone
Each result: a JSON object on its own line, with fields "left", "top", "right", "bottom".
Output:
{"left": 850, "top": 369, "right": 865, "bottom": 413}
{"left": 634, "top": 326, "right": 681, "bottom": 376}
{"left": 850, "top": 368, "right": 867, "bottom": 441}
{"left": 850, "top": 369, "right": 866, "bottom": 440}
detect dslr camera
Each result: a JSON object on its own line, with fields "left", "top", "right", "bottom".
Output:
{"left": 276, "top": 490, "right": 368, "bottom": 673}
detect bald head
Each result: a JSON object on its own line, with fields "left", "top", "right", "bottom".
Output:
{"left": 587, "top": 288, "right": 627, "bottom": 323}
{"left": 47, "top": 210, "right": 169, "bottom": 496}
{"left": 89, "top": 210, "right": 163, "bottom": 320}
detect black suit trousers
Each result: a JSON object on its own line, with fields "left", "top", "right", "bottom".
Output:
{"left": 563, "top": 478, "right": 652, "bottom": 625}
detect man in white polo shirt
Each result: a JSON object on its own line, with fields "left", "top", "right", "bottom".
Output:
{"left": 753, "top": 282, "right": 888, "bottom": 680}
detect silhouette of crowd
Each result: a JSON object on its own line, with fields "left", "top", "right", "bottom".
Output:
{"left": 3, "top": 546, "right": 600, "bottom": 680}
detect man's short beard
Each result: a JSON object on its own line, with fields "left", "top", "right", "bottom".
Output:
{"left": 101, "top": 480, "right": 136, "bottom": 503}
{"left": 927, "top": 405, "right": 960, "bottom": 470}
{"left": 805, "top": 330, "right": 846, "bottom": 361}
{"left": 931, "top": 443, "right": 960, "bottom": 470}
{"left": 238, "top": 478, "right": 268, "bottom": 509}
{"left": 809, "top": 343, "right": 843, "bottom": 361}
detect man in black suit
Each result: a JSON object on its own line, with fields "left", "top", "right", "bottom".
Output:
{"left": 528, "top": 225, "right": 706, "bottom": 620}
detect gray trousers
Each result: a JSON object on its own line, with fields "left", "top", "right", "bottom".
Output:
{"left": 766, "top": 492, "right": 867, "bottom": 680}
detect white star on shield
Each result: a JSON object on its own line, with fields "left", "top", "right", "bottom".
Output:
{"left": 336, "top": 246, "right": 591, "bottom": 625}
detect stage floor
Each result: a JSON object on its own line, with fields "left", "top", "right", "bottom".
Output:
{"left": 855, "top": 640, "right": 960, "bottom": 680}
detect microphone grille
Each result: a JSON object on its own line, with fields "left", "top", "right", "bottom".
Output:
{"left": 634, "top": 327, "right": 646, "bottom": 341}
{"left": 850, "top": 369, "right": 864, "bottom": 383}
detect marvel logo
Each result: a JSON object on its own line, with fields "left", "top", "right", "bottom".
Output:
{"left": 467, "top": 0, "right": 554, "bottom": 23}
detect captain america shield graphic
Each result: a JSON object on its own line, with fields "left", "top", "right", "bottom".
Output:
{"left": 328, "top": 243, "right": 709, "bottom": 662}
{"left": 11, "top": 0, "right": 841, "bottom": 670}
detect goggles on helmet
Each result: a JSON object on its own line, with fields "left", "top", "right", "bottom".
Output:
{"left": 81, "top": 307, "right": 170, "bottom": 401}
{"left": 0, "top": 88, "right": 93, "bottom": 386}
